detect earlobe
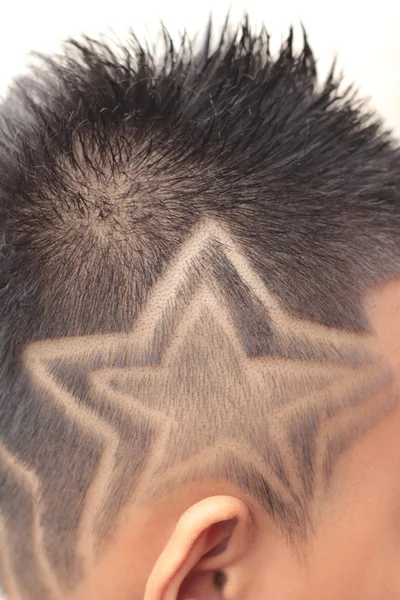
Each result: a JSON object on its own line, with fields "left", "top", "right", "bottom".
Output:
{"left": 143, "top": 495, "right": 256, "bottom": 600}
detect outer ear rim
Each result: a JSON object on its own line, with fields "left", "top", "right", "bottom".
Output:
{"left": 143, "top": 495, "right": 256, "bottom": 600}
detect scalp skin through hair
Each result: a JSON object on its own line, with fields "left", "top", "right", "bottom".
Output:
{"left": 0, "top": 17, "right": 399, "bottom": 600}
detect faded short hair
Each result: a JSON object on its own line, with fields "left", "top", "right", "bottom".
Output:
{"left": 0, "top": 15, "right": 400, "bottom": 600}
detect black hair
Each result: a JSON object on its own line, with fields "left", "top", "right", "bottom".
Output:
{"left": 0, "top": 15, "right": 399, "bottom": 600}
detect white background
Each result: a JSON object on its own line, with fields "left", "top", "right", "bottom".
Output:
{"left": 0, "top": 0, "right": 399, "bottom": 598}
{"left": 0, "top": 0, "right": 399, "bottom": 135}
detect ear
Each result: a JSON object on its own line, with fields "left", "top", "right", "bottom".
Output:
{"left": 144, "top": 495, "right": 256, "bottom": 600}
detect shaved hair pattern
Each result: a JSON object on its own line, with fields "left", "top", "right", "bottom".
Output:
{"left": 0, "top": 15, "right": 400, "bottom": 600}
{"left": 2, "top": 222, "right": 398, "bottom": 599}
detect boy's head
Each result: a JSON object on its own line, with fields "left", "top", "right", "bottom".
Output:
{"left": 1, "top": 17, "right": 400, "bottom": 600}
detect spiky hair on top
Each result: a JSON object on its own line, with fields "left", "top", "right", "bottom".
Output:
{"left": 1, "top": 17, "right": 400, "bottom": 339}
{"left": 0, "top": 14, "right": 400, "bottom": 600}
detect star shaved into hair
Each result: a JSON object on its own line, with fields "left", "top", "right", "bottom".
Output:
{"left": 19, "top": 222, "right": 396, "bottom": 588}
{"left": 1, "top": 14, "right": 400, "bottom": 600}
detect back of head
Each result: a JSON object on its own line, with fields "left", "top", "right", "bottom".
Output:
{"left": 1, "top": 17, "right": 400, "bottom": 600}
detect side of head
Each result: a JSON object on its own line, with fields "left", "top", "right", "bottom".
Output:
{"left": 1, "top": 17, "right": 400, "bottom": 600}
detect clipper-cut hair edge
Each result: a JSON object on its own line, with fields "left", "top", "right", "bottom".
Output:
{"left": 0, "top": 15, "right": 400, "bottom": 600}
